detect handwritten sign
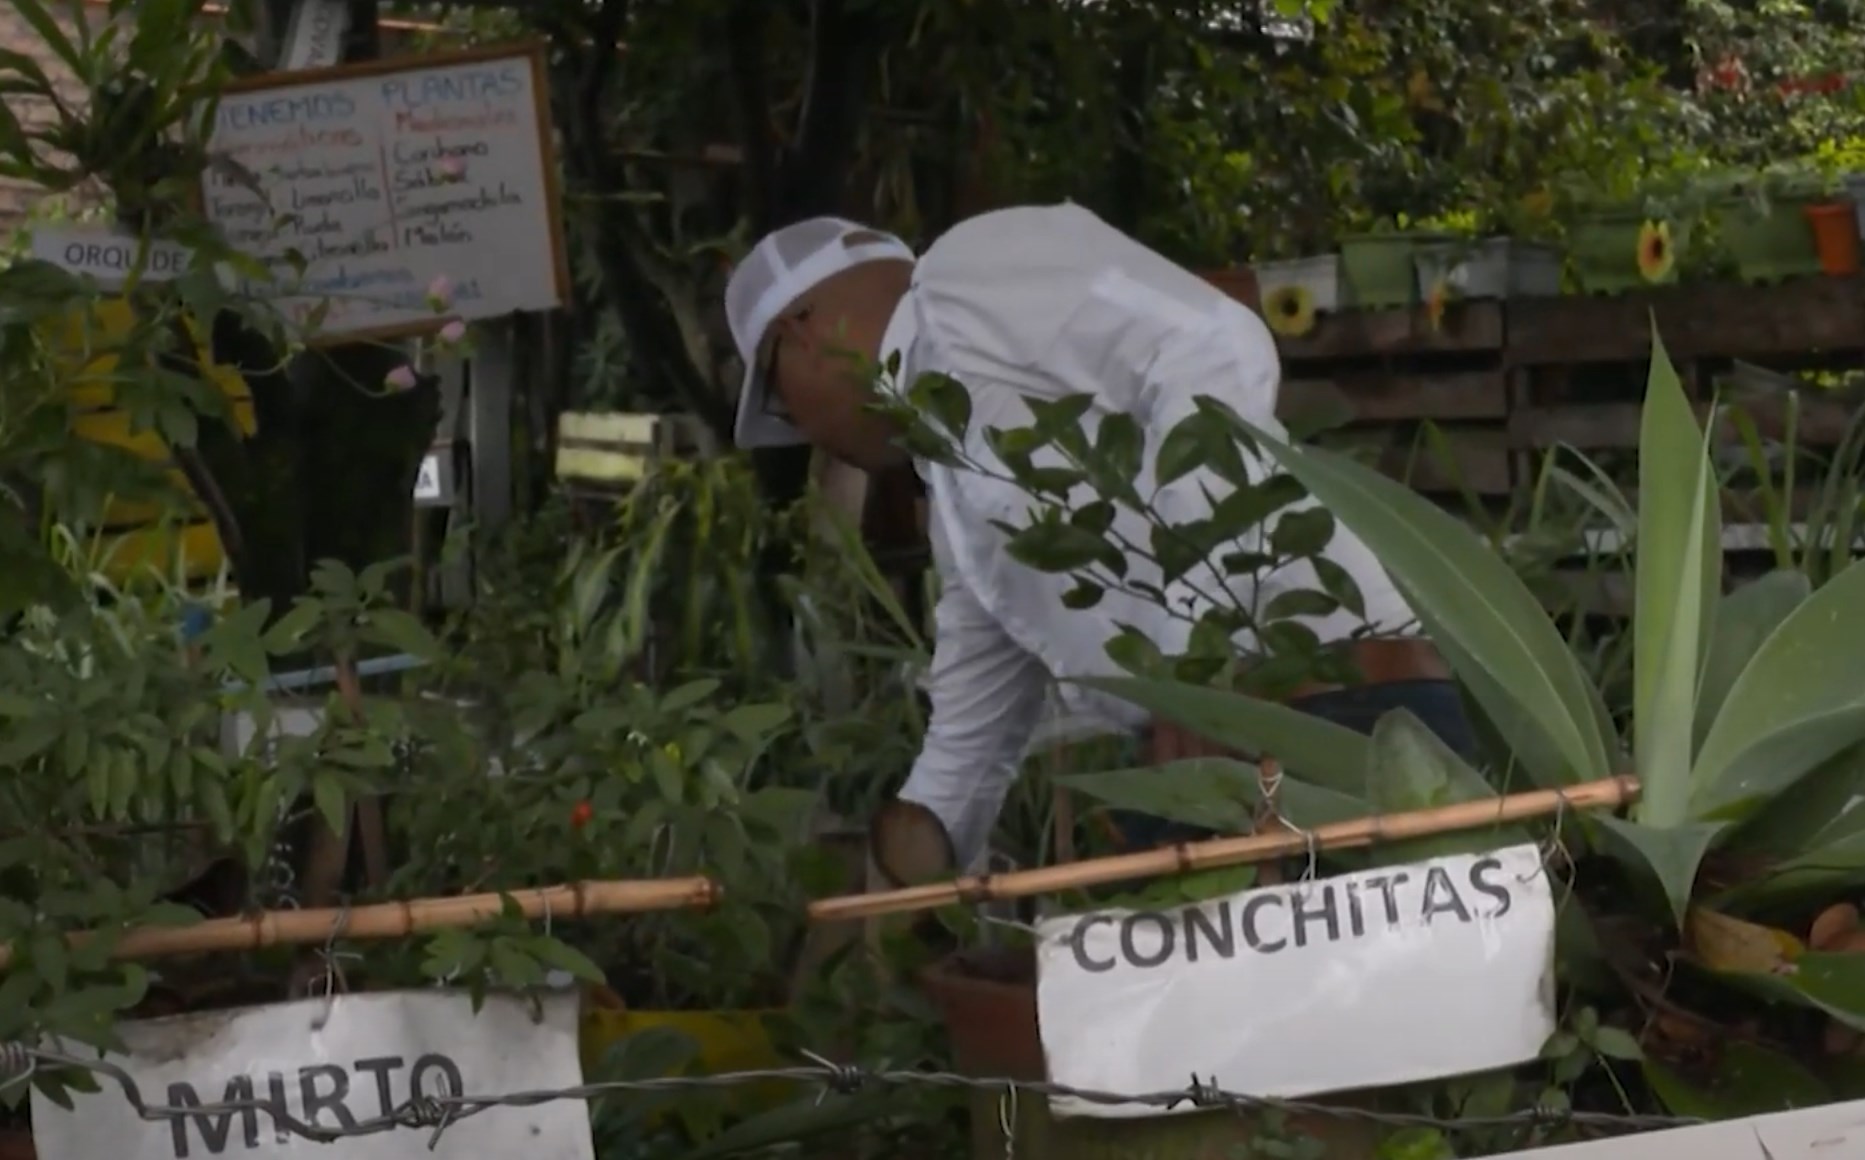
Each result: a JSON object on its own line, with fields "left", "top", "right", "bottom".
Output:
{"left": 31, "top": 990, "right": 595, "bottom": 1160}
{"left": 1035, "top": 844, "right": 1556, "bottom": 1118}
{"left": 204, "top": 45, "right": 569, "bottom": 340}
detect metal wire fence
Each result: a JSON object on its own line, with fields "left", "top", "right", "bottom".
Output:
{"left": 0, "top": 1041, "right": 1701, "bottom": 1151}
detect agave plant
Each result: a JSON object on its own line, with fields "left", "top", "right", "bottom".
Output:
{"left": 1058, "top": 323, "right": 1865, "bottom": 1109}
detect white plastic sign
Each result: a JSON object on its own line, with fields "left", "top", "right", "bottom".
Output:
{"left": 31, "top": 990, "right": 595, "bottom": 1160}
{"left": 1036, "top": 843, "right": 1557, "bottom": 1118}
{"left": 30, "top": 225, "right": 197, "bottom": 287}
{"left": 279, "top": 0, "right": 351, "bottom": 71}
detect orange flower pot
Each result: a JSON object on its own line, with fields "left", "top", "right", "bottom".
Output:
{"left": 1804, "top": 201, "right": 1862, "bottom": 276}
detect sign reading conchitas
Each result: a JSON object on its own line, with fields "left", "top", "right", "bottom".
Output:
{"left": 1036, "top": 843, "right": 1557, "bottom": 1118}
{"left": 30, "top": 990, "right": 595, "bottom": 1160}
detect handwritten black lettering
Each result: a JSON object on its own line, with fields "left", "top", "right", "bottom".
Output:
{"left": 1063, "top": 857, "right": 1527, "bottom": 972}
{"left": 1069, "top": 915, "right": 1116, "bottom": 973}
{"left": 166, "top": 1076, "right": 267, "bottom": 1158}
{"left": 1240, "top": 893, "right": 1287, "bottom": 953}
{"left": 1118, "top": 912, "right": 1175, "bottom": 969}
{"left": 1421, "top": 865, "right": 1473, "bottom": 924}
{"left": 1468, "top": 856, "right": 1513, "bottom": 918}
{"left": 1183, "top": 901, "right": 1234, "bottom": 962}
{"left": 1290, "top": 885, "right": 1339, "bottom": 948}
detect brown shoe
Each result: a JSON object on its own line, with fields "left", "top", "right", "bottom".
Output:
{"left": 868, "top": 800, "right": 958, "bottom": 888}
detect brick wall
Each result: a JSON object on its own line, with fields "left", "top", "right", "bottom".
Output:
{"left": 0, "top": 1, "right": 85, "bottom": 232}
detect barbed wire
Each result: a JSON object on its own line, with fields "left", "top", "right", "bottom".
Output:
{"left": 0, "top": 1041, "right": 1701, "bottom": 1151}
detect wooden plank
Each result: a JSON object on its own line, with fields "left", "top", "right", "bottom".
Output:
{"left": 1506, "top": 276, "right": 1865, "bottom": 364}
{"left": 1508, "top": 394, "right": 1854, "bottom": 449}
{"left": 1322, "top": 427, "right": 1511, "bottom": 494}
{"left": 1282, "top": 370, "right": 1507, "bottom": 423}
{"left": 1278, "top": 301, "right": 1504, "bottom": 361}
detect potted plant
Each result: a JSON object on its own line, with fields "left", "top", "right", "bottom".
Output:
{"left": 1715, "top": 163, "right": 1826, "bottom": 283}
{"left": 1412, "top": 207, "right": 1563, "bottom": 302}
{"left": 1336, "top": 214, "right": 1462, "bottom": 309}
{"left": 1253, "top": 248, "right": 1350, "bottom": 338}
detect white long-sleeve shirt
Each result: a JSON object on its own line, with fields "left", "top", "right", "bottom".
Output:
{"left": 880, "top": 204, "right": 1418, "bottom": 869}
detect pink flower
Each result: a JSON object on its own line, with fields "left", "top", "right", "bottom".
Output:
{"left": 437, "top": 319, "right": 468, "bottom": 345}
{"left": 384, "top": 365, "right": 418, "bottom": 392}
{"left": 425, "top": 274, "right": 454, "bottom": 312}
{"left": 437, "top": 156, "right": 466, "bottom": 181}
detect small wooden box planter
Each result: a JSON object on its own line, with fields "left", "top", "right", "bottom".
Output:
{"left": 554, "top": 411, "right": 716, "bottom": 496}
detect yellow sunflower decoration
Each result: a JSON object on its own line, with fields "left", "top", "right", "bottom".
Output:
{"left": 1637, "top": 220, "right": 1675, "bottom": 283}
{"left": 1263, "top": 283, "right": 1317, "bottom": 338}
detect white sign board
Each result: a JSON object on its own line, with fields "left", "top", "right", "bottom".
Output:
{"left": 31, "top": 990, "right": 595, "bottom": 1160}
{"left": 279, "top": 0, "right": 351, "bottom": 72}
{"left": 205, "top": 46, "right": 567, "bottom": 339}
{"left": 30, "top": 225, "right": 198, "bottom": 288}
{"left": 1036, "top": 844, "right": 1556, "bottom": 1118}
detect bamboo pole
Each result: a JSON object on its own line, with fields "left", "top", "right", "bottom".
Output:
{"left": 0, "top": 878, "right": 719, "bottom": 970}
{"left": 809, "top": 775, "right": 1639, "bottom": 924}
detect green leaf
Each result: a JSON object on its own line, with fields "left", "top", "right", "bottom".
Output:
{"left": 1691, "top": 557, "right": 1865, "bottom": 819}
{"left": 1263, "top": 589, "right": 1340, "bottom": 621}
{"left": 1593, "top": 816, "right": 1725, "bottom": 929}
{"left": 1718, "top": 746, "right": 1865, "bottom": 910}
{"left": 1589, "top": 1026, "right": 1643, "bottom": 1061}
{"left": 528, "top": 937, "right": 606, "bottom": 983}
{"left": 1310, "top": 555, "right": 1366, "bottom": 618}
{"left": 1644, "top": 1041, "right": 1829, "bottom": 1119}
{"left": 261, "top": 599, "right": 323, "bottom": 654}
{"left": 717, "top": 702, "right": 789, "bottom": 742}
{"left": 1268, "top": 507, "right": 1336, "bottom": 558}
{"left": 1695, "top": 571, "right": 1810, "bottom": 749}
{"left": 1090, "top": 413, "right": 1143, "bottom": 500}
{"left": 1155, "top": 412, "right": 1214, "bottom": 486}
{"left": 311, "top": 774, "right": 349, "bottom": 837}
{"left": 1363, "top": 710, "right": 1521, "bottom": 862}
{"left": 1632, "top": 325, "right": 1719, "bottom": 827}
{"left": 908, "top": 371, "right": 972, "bottom": 440}
{"left": 1056, "top": 759, "right": 1256, "bottom": 832}
{"left": 1240, "top": 422, "right": 1612, "bottom": 786}
{"left": 1061, "top": 581, "right": 1104, "bottom": 609}
{"left": 658, "top": 678, "right": 722, "bottom": 715}
{"left": 360, "top": 609, "right": 441, "bottom": 660}
{"left": 1074, "top": 675, "right": 1370, "bottom": 793}
{"left": 1002, "top": 520, "right": 1119, "bottom": 574}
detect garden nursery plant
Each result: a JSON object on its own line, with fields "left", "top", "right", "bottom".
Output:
{"left": 881, "top": 321, "right": 1865, "bottom": 1137}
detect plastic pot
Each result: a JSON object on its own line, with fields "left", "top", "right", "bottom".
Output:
{"left": 1337, "top": 232, "right": 1456, "bottom": 308}
{"left": 920, "top": 949, "right": 1386, "bottom": 1160}
{"left": 1717, "top": 196, "right": 1822, "bottom": 283}
{"left": 1569, "top": 212, "right": 1672, "bottom": 295}
{"left": 1804, "top": 201, "right": 1862, "bottom": 276}
{"left": 1254, "top": 254, "right": 1350, "bottom": 314}
{"left": 1413, "top": 238, "right": 1563, "bottom": 300}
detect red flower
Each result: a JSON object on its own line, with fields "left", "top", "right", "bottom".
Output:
{"left": 570, "top": 800, "right": 593, "bottom": 830}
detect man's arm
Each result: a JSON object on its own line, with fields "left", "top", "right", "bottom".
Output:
{"left": 896, "top": 547, "right": 1050, "bottom": 873}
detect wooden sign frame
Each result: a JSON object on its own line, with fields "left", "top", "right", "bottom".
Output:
{"left": 205, "top": 41, "right": 573, "bottom": 345}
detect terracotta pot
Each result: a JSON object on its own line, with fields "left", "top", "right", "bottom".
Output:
{"left": 1805, "top": 201, "right": 1862, "bottom": 276}
{"left": 920, "top": 950, "right": 1386, "bottom": 1160}
{"left": 0, "top": 1129, "right": 34, "bottom": 1160}
{"left": 1199, "top": 267, "right": 1260, "bottom": 310}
